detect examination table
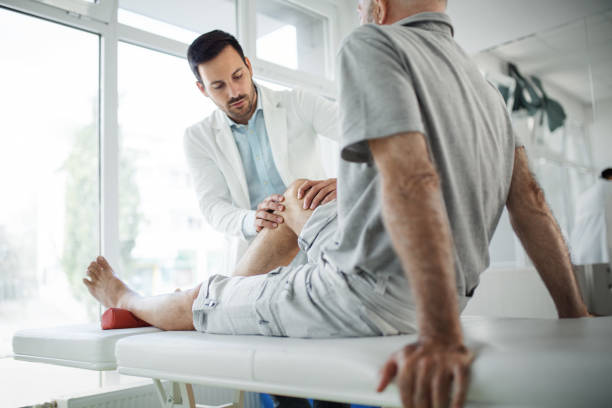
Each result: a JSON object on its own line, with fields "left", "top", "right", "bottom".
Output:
{"left": 13, "top": 316, "right": 612, "bottom": 408}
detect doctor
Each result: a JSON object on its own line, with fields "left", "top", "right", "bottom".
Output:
{"left": 571, "top": 168, "right": 612, "bottom": 264}
{"left": 183, "top": 30, "right": 339, "bottom": 271}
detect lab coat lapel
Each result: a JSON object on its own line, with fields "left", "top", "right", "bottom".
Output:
{"left": 260, "top": 87, "right": 292, "bottom": 186}
{"left": 212, "top": 112, "right": 250, "bottom": 208}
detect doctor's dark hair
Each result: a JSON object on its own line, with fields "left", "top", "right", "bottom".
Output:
{"left": 187, "top": 30, "right": 247, "bottom": 83}
{"left": 601, "top": 168, "right": 612, "bottom": 179}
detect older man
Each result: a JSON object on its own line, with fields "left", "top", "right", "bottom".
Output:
{"left": 84, "top": 1, "right": 590, "bottom": 407}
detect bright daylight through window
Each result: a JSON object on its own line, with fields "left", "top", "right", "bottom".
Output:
{"left": 0, "top": 7, "right": 101, "bottom": 406}
{"left": 256, "top": 0, "right": 329, "bottom": 77}
{"left": 118, "top": 42, "right": 227, "bottom": 295}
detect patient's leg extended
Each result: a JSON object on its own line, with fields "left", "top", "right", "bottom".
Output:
{"left": 84, "top": 256, "right": 199, "bottom": 330}
{"left": 83, "top": 179, "right": 318, "bottom": 330}
{"left": 232, "top": 179, "right": 315, "bottom": 277}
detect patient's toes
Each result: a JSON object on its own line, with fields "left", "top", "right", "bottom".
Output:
{"left": 86, "top": 265, "right": 99, "bottom": 281}
{"left": 96, "top": 256, "right": 114, "bottom": 273}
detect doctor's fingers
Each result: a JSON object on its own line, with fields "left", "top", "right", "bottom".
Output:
{"left": 302, "top": 180, "right": 334, "bottom": 209}
{"left": 311, "top": 186, "right": 336, "bottom": 209}
{"left": 256, "top": 210, "right": 284, "bottom": 228}
{"left": 297, "top": 179, "right": 317, "bottom": 200}
{"left": 258, "top": 200, "right": 285, "bottom": 212}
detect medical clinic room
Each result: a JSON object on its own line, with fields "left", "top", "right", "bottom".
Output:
{"left": 2, "top": 0, "right": 612, "bottom": 407}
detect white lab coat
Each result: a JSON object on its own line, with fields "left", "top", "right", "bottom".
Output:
{"left": 183, "top": 84, "right": 339, "bottom": 273}
{"left": 570, "top": 179, "right": 612, "bottom": 264}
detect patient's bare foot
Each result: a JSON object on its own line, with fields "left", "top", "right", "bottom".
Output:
{"left": 83, "top": 256, "right": 137, "bottom": 309}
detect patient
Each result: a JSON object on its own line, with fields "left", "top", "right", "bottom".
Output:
{"left": 85, "top": 1, "right": 591, "bottom": 407}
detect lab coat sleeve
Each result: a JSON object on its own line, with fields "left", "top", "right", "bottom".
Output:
{"left": 183, "top": 127, "right": 255, "bottom": 241}
{"left": 294, "top": 88, "right": 340, "bottom": 143}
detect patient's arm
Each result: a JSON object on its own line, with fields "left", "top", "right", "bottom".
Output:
{"left": 369, "top": 133, "right": 472, "bottom": 408}
{"left": 506, "top": 147, "right": 588, "bottom": 318}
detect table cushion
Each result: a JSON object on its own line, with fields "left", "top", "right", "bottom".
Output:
{"left": 116, "top": 316, "right": 612, "bottom": 407}
{"left": 13, "top": 324, "right": 160, "bottom": 370}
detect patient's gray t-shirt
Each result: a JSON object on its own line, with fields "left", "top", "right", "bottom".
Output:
{"left": 322, "top": 12, "right": 519, "bottom": 296}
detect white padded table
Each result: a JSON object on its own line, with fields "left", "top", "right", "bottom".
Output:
{"left": 116, "top": 316, "right": 612, "bottom": 407}
{"left": 13, "top": 324, "right": 160, "bottom": 370}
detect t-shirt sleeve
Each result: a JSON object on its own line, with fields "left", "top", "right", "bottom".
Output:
{"left": 337, "top": 26, "right": 425, "bottom": 163}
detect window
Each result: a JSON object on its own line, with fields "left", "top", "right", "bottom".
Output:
{"left": 256, "top": 0, "right": 330, "bottom": 78}
{"left": 119, "top": 0, "right": 236, "bottom": 44}
{"left": 0, "top": 7, "right": 100, "bottom": 406}
{"left": 0, "top": 0, "right": 342, "bottom": 405}
{"left": 117, "top": 42, "right": 227, "bottom": 295}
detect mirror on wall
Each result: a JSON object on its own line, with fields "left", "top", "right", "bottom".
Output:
{"left": 475, "top": 9, "right": 612, "bottom": 267}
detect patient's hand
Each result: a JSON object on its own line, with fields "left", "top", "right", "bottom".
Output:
{"left": 296, "top": 178, "right": 337, "bottom": 210}
{"left": 377, "top": 340, "right": 474, "bottom": 408}
{"left": 255, "top": 194, "right": 286, "bottom": 232}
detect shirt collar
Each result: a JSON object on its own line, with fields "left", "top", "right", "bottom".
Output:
{"left": 225, "top": 85, "right": 262, "bottom": 129}
{"left": 394, "top": 12, "right": 454, "bottom": 37}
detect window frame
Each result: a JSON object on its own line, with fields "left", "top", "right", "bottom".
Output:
{"left": 0, "top": 0, "right": 342, "bottom": 277}
{"left": 1, "top": 0, "right": 343, "bottom": 392}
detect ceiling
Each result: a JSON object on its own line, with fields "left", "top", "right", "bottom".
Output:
{"left": 446, "top": 0, "right": 612, "bottom": 54}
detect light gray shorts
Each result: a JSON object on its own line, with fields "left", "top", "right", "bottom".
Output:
{"left": 192, "top": 201, "right": 419, "bottom": 338}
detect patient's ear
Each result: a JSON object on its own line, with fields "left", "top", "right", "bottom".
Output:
{"left": 373, "top": 0, "right": 388, "bottom": 25}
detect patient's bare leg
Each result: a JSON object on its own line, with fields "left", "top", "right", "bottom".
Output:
{"left": 233, "top": 179, "right": 315, "bottom": 277}
{"left": 83, "top": 180, "right": 318, "bottom": 330}
{"left": 84, "top": 256, "right": 199, "bottom": 330}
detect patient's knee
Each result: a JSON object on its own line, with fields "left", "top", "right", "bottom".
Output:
{"left": 285, "top": 179, "right": 307, "bottom": 199}
{"left": 283, "top": 179, "right": 308, "bottom": 208}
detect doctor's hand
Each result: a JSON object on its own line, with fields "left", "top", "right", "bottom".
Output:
{"left": 255, "top": 194, "right": 285, "bottom": 232}
{"left": 296, "top": 178, "right": 337, "bottom": 210}
{"left": 377, "top": 340, "right": 474, "bottom": 408}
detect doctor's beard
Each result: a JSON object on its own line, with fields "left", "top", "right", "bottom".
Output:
{"left": 226, "top": 81, "right": 257, "bottom": 123}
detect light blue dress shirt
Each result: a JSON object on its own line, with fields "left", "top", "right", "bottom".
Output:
{"left": 226, "top": 88, "right": 286, "bottom": 237}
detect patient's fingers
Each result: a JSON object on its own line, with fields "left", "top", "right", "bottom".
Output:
{"left": 377, "top": 357, "right": 398, "bottom": 392}
{"left": 398, "top": 358, "right": 416, "bottom": 408}
{"left": 414, "top": 359, "right": 433, "bottom": 408}
{"left": 431, "top": 369, "right": 451, "bottom": 408}
{"left": 450, "top": 364, "right": 469, "bottom": 408}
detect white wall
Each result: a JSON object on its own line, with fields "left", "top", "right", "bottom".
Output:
{"left": 463, "top": 267, "right": 558, "bottom": 318}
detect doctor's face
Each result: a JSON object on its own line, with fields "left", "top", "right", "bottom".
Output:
{"left": 196, "top": 45, "right": 257, "bottom": 124}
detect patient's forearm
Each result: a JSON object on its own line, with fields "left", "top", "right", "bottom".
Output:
{"left": 507, "top": 150, "right": 588, "bottom": 318}
{"left": 509, "top": 206, "right": 587, "bottom": 317}
{"left": 381, "top": 172, "right": 462, "bottom": 343}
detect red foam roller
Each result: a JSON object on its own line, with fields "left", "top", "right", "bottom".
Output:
{"left": 101, "top": 308, "right": 152, "bottom": 330}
